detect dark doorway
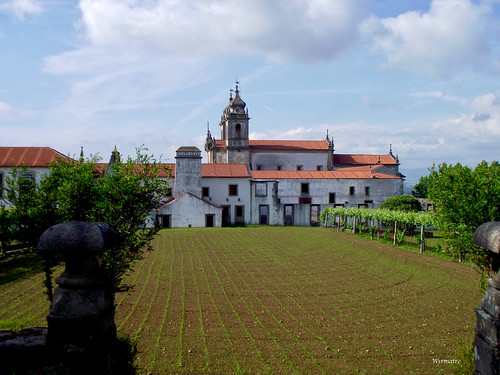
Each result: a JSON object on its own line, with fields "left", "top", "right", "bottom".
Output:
{"left": 284, "top": 205, "right": 294, "bottom": 226}
{"left": 235, "top": 205, "right": 244, "bottom": 225}
{"left": 162, "top": 215, "right": 171, "bottom": 228}
{"left": 259, "top": 205, "right": 269, "bottom": 225}
{"left": 221, "top": 205, "right": 230, "bottom": 226}
{"left": 205, "top": 214, "right": 214, "bottom": 227}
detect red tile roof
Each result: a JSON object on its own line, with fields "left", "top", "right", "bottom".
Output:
{"left": 213, "top": 139, "right": 330, "bottom": 151}
{"left": 250, "top": 140, "right": 330, "bottom": 151}
{"left": 334, "top": 154, "right": 399, "bottom": 165}
{"left": 251, "top": 166, "right": 401, "bottom": 180}
{"left": 104, "top": 163, "right": 249, "bottom": 178}
{"left": 0, "top": 147, "right": 69, "bottom": 167}
{"left": 202, "top": 163, "right": 249, "bottom": 178}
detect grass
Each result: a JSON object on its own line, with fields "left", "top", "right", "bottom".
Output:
{"left": 0, "top": 226, "right": 482, "bottom": 374}
{"left": 0, "top": 250, "right": 45, "bottom": 286}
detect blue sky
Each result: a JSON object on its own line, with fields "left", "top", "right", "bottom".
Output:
{"left": 1, "top": 0, "right": 499, "bottom": 182}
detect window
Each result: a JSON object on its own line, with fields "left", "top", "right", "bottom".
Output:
{"left": 299, "top": 196, "right": 311, "bottom": 204}
{"left": 24, "top": 172, "right": 35, "bottom": 183}
{"left": 256, "top": 164, "right": 263, "bottom": 170}
{"left": 329, "top": 192, "right": 336, "bottom": 204}
{"left": 166, "top": 188, "right": 172, "bottom": 197}
{"left": 301, "top": 183, "right": 309, "bottom": 195}
{"left": 365, "top": 186, "right": 370, "bottom": 196}
{"left": 349, "top": 186, "right": 355, "bottom": 195}
{"left": 277, "top": 165, "right": 283, "bottom": 171}
{"left": 235, "top": 123, "right": 241, "bottom": 138}
{"left": 316, "top": 165, "right": 323, "bottom": 171}
{"left": 202, "top": 187, "right": 209, "bottom": 197}
{"left": 20, "top": 171, "right": 35, "bottom": 195}
{"left": 296, "top": 165, "right": 303, "bottom": 171}
{"left": 255, "top": 182, "right": 267, "bottom": 197}
{"left": 229, "top": 184, "right": 238, "bottom": 196}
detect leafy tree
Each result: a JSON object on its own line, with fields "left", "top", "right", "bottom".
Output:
{"left": 428, "top": 161, "right": 500, "bottom": 268}
{"left": 0, "top": 206, "right": 13, "bottom": 254}
{"left": 379, "top": 195, "right": 423, "bottom": 212}
{"left": 4, "top": 148, "right": 170, "bottom": 300}
{"left": 411, "top": 174, "right": 433, "bottom": 198}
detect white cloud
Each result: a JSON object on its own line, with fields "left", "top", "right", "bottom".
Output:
{"left": 361, "top": 0, "right": 497, "bottom": 77}
{"left": 77, "top": 0, "right": 368, "bottom": 62}
{"left": 433, "top": 93, "right": 500, "bottom": 137}
{"left": 0, "top": 102, "right": 14, "bottom": 114}
{"left": 0, "top": 0, "right": 42, "bottom": 19}
{"left": 409, "top": 91, "right": 465, "bottom": 104}
{"left": 44, "top": 46, "right": 216, "bottom": 118}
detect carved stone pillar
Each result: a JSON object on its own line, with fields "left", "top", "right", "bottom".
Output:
{"left": 474, "top": 222, "right": 500, "bottom": 375}
{"left": 38, "top": 222, "right": 117, "bottom": 355}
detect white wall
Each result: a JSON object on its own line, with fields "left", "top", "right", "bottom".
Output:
{"left": 250, "top": 150, "right": 329, "bottom": 171}
{"left": 201, "top": 177, "right": 251, "bottom": 225}
{"left": 0, "top": 166, "right": 50, "bottom": 206}
{"left": 157, "top": 193, "right": 222, "bottom": 228}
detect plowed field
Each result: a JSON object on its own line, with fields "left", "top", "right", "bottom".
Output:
{"left": 1, "top": 226, "right": 482, "bottom": 374}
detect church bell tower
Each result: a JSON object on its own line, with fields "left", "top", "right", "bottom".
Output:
{"left": 219, "top": 81, "right": 250, "bottom": 164}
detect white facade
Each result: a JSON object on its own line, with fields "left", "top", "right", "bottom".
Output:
{"left": 250, "top": 149, "right": 331, "bottom": 172}
{"left": 156, "top": 193, "right": 222, "bottom": 228}
{"left": 201, "top": 177, "right": 251, "bottom": 226}
{"left": 0, "top": 166, "right": 51, "bottom": 206}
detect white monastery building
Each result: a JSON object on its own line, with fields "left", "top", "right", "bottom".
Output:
{"left": 0, "top": 84, "right": 404, "bottom": 228}
{"left": 156, "top": 84, "right": 404, "bottom": 227}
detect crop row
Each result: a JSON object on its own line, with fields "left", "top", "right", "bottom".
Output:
{"left": 113, "top": 227, "right": 480, "bottom": 374}
{"left": 0, "top": 227, "right": 482, "bottom": 374}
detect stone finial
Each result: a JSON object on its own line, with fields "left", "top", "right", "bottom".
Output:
{"left": 38, "top": 222, "right": 117, "bottom": 256}
{"left": 474, "top": 222, "right": 500, "bottom": 254}
{"left": 37, "top": 222, "right": 118, "bottom": 355}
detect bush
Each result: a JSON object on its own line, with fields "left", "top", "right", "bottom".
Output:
{"left": 379, "top": 195, "right": 422, "bottom": 212}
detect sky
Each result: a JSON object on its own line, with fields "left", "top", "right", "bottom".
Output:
{"left": 1, "top": 0, "right": 499, "bottom": 183}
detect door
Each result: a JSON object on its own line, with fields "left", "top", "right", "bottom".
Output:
{"left": 205, "top": 214, "right": 214, "bottom": 227}
{"left": 235, "top": 205, "right": 245, "bottom": 225}
{"left": 162, "top": 215, "right": 171, "bottom": 228}
{"left": 259, "top": 205, "right": 269, "bottom": 225}
{"left": 221, "top": 205, "right": 230, "bottom": 227}
{"left": 284, "top": 205, "right": 294, "bottom": 226}
{"left": 310, "top": 205, "right": 320, "bottom": 226}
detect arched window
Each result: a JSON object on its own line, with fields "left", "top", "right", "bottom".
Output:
{"left": 235, "top": 123, "right": 241, "bottom": 138}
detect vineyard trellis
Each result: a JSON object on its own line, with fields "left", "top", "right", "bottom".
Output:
{"left": 320, "top": 207, "right": 438, "bottom": 253}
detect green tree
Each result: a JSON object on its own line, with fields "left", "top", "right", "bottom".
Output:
{"left": 4, "top": 148, "right": 170, "bottom": 300}
{"left": 379, "top": 195, "right": 423, "bottom": 212}
{"left": 428, "top": 161, "right": 500, "bottom": 267}
{"left": 0, "top": 206, "right": 13, "bottom": 254}
{"left": 411, "top": 174, "right": 433, "bottom": 198}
